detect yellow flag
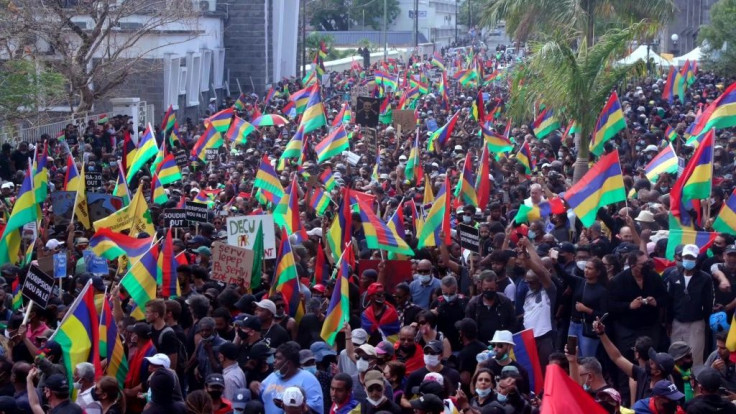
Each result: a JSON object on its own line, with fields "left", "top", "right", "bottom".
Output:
{"left": 128, "top": 186, "right": 155, "bottom": 237}
{"left": 73, "top": 163, "right": 91, "bottom": 229}
{"left": 93, "top": 205, "right": 132, "bottom": 232}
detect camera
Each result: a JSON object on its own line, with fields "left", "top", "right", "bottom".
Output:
{"left": 642, "top": 298, "right": 649, "bottom": 305}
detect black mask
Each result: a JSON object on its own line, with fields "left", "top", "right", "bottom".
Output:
{"left": 209, "top": 390, "right": 223, "bottom": 400}
{"left": 237, "top": 330, "right": 248, "bottom": 340}
{"left": 680, "top": 361, "right": 693, "bottom": 370}
{"left": 91, "top": 387, "right": 100, "bottom": 401}
{"left": 712, "top": 245, "right": 725, "bottom": 255}
{"left": 400, "top": 344, "right": 416, "bottom": 356}
{"left": 483, "top": 291, "right": 497, "bottom": 301}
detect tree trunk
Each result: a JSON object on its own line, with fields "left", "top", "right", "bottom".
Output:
{"left": 572, "top": 130, "right": 590, "bottom": 183}
{"left": 572, "top": 156, "right": 590, "bottom": 184}
{"left": 586, "top": 0, "right": 595, "bottom": 46}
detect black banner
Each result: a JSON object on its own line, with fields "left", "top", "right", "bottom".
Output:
{"left": 355, "top": 97, "right": 380, "bottom": 128}
{"left": 163, "top": 209, "right": 188, "bottom": 227}
{"left": 457, "top": 224, "right": 481, "bottom": 253}
{"left": 185, "top": 201, "right": 209, "bottom": 222}
{"left": 85, "top": 165, "right": 103, "bottom": 190}
{"left": 22, "top": 266, "right": 55, "bottom": 309}
{"left": 175, "top": 151, "right": 189, "bottom": 169}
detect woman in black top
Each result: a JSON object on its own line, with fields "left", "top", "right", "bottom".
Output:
{"left": 563, "top": 257, "right": 608, "bottom": 357}
{"left": 470, "top": 369, "right": 497, "bottom": 409}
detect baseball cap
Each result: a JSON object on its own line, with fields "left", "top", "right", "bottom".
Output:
{"left": 682, "top": 244, "right": 699, "bottom": 258}
{"left": 667, "top": 341, "right": 692, "bottom": 361}
{"left": 74, "top": 237, "right": 89, "bottom": 246}
{"left": 410, "top": 394, "right": 444, "bottom": 413}
{"left": 357, "top": 344, "right": 377, "bottom": 358}
{"left": 310, "top": 342, "right": 337, "bottom": 362}
{"left": 255, "top": 299, "right": 277, "bottom": 315}
{"left": 231, "top": 389, "right": 251, "bottom": 410}
{"left": 558, "top": 242, "right": 576, "bottom": 254}
{"left": 351, "top": 328, "right": 368, "bottom": 345}
{"left": 596, "top": 388, "right": 622, "bottom": 405}
{"left": 45, "top": 239, "right": 64, "bottom": 250}
{"left": 194, "top": 246, "right": 212, "bottom": 257}
{"left": 694, "top": 366, "right": 722, "bottom": 392}
{"left": 235, "top": 314, "right": 262, "bottom": 331}
{"left": 375, "top": 340, "right": 395, "bottom": 357}
{"left": 651, "top": 380, "right": 685, "bottom": 400}
{"left": 247, "top": 342, "right": 275, "bottom": 361}
{"left": 726, "top": 244, "right": 736, "bottom": 255}
{"left": 648, "top": 348, "right": 675, "bottom": 376}
{"left": 206, "top": 373, "right": 225, "bottom": 387}
{"left": 281, "top": 387, "right": 305, "bottom": 407}
{"left": 364, "top": 370, "right": 384, "bottom": 388}
{"left": 45, "top": 374, "right": 70, "bottom": 393}
{"left": 126, "top": 322, "right": 152, "bottom": 339}
{"left": 145, "top": 353, "right": 171, "bottom": 369}
{"left": 299, "top": 349, "right": 315, "bottom": 365}
{"left": 423, "top": 340, "right": 443, "bottom": 355}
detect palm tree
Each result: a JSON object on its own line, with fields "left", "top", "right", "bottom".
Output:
{"left": 506, "top": 23, "right": 646, "bottom": 182}
{"left": 481, "top": 0, "right": 675, "bottom": 46}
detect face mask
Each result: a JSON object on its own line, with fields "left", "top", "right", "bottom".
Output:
{"left": 494, "top": 351, "right": 508, "bottom": 361}
{"left": 367, "top": 396, "right": 386, "bottom": 407}
{"left": 583, "top": 383, "right": 591, "bottom": 391}
{"left": 712, "top": 245, "right": 725, "bottom": 255}
{"left": 374, "top": 297, "right": 385, "bottom": 305}
{"left": 558, "top": 151, "right": 564, "bottom": 158}
{"left": 577, "top": 260, "right": 588, "bottom": 271}
{"left": 443, "top": 294, "right": 457, "bottom": 302}
{"left": 266, "top": 355, "right": 275, "bottom": 365}
{"left": 682, "top": 259, "right": 696, "bottom": 270}
{"left": 463, "top": 216, "right": 472, "bottom": 223}
{"left": 681, "top": 361, "right": 693, "bottom": 370}
{"left": 476, "top": 388, "right": 492, "bottom": 398}
{"left": 424, "top": 354, "right": 441, "bottom": 367}
{"left": 73, "top": 381, "right": 82, "bottom": 390}
{"left": 208, "top": 390, "right": 223, "bottom": 400}
{"left": 400, "top": 344, "right": 416, "bottom": 355}
{"left": 675, "top": 260, "right": 683, "bottom": 268}
{"left": 496, "top": 393, "right": 508, "bottom": 403}
{"left": 304, "top": 366, "right": 317, "bottom": 375}
{"left": 356, "top": 358, "right": 370, "bottom": 373}
{"left": 483, "top": 290, "right": 496, "bottom": 301}
{"left": 527, "top": 230, "right": 536, "bottom": 240}
{"left": 419, "top": 275, "right": 431, "bottom": 284}
{"left": 661, "top": 186, "right": 669, "bottom": 192}
{"left": 237, "top": 330, "right": 248, "bottom": 340}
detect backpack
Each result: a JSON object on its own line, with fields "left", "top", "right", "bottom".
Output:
{"left": 158, "top": 326, "right": 188, "bottom": 373}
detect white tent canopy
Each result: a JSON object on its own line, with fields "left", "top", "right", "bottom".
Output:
{"left": 674, "top": 47, "right": 702, "bottom": 66}
{"left": 616, "top": 45, "right": 672, "bottom": 68}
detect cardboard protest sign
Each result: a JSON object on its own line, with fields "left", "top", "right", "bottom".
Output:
{"left": 226, "top": 215, "right": 277, "bottom": 259}
{"left": 22, "top": 266, "right": 55, "bottom": 309}
{"left": 211, "top": 242, "right": 254, "bottom": 285}
{"left": 393, "top": 110, "right": 417, "bottom": 132}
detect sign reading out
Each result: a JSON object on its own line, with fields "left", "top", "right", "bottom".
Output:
{"left": 84, "top": 166, "right": 103, "bottom": 189}
{"left": 211, "top": 242, "right": 254, "bottom": 285}
{"left": 185, "top": 202, "right": 209, "bottom": 223}
{"left": 162, "top": 209, "right": 187, "bottom": 228}
{"left": 205, "top": 148, "right": 219, "bottom": 162}
{"left": 22, "top": 266, "right": 55, "bottom": 309}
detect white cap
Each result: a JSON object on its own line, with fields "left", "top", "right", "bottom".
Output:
{"left": 454, "top": 145, "right": 463, "bottom": 151}
{"left": 1, "top": 182, "right": 13, "bottom": 190}
{"left": 307, "top": 228, "right": 323, "bottom": 238}
{"left": 398, "top": 155, "right": 407, "bottom": 161}
{"left": 45, "top": 239, "right": 64, "bottom": 250}
{"left": 424, "top": 372, "right": 444, "bottom": 385}
{"left": 145, "top": 353, "right": 171, "bottom": 369}
{"left": 635, "top": 210, "right": 655, "bottom": 223}
{"left": 644, "top": 145, "right": 658, "bottom": 153}
{"left": 281, "top": 387, "right": 305, "bottom": 407}
{"left": 489, "top": 330, "right": 515, "bottom": 345}
{"left": 255, "top": 299, "right": 277, "bottom": 315}
{"left": 682, "top": 244, "right": 699, "bottom": 258}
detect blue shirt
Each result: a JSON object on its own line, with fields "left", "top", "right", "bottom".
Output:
{"left": 409, "top": 277, "right": 441, "bottom": 309}
{"left": 261, "top": 369, "right": 324, "bottom": 414}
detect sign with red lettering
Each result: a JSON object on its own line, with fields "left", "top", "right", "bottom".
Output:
{"left": 225, "top": 215, "right": 277, "bottom": 259}
{"left": 211, "top": 242, "right": 254, "bottom": 285}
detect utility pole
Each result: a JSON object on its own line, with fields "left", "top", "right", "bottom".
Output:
{"left": 383, "top": 0, "right": 388, "bottom": 60}
{"left": 301, "top": 0, "right": 307, "bottom": 77}
{"left": 455, "top": 0, "right": 458, "bottom": 45}
{"left": 414, "top": 0, "right": 418, "bottom": 47}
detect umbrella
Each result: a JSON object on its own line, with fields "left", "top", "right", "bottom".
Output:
{"left": 251, "top": 114, "right": 289, "bottom": 127}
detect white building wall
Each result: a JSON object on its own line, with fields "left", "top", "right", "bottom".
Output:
{"left": 391, "top": 0, "right": 457, "bottom": 47}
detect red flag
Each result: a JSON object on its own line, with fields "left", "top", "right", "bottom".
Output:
{"left": 540, "top": 364, "right": 607, "bottom": 414}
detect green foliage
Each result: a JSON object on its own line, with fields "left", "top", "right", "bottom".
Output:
{"left": 309, "top": 0, "right": 400, "bottom": 31}
{"left": 698, "top": 0, "right": 736, "bottom": 77}
{"left": 0, "top": 60, "right": 65, "bottom": 122}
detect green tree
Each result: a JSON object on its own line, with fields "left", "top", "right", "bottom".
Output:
{"left": 0, "top": 60, "right": 65, "bottom": 123}
{"left": 481, "top": 0, "right": 674, "bottom": 46}
{"left": 507, "top": 23, "right": 646, "bottom": 182}
{"left": 309, "top": 0, "right": 400, "bottom": 31}
{"left": 698, "top": 0, "right": 736, "bottom": 77}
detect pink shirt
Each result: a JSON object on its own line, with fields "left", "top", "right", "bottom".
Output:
{"left": 27, "top": 322, "right": 49, "bottom": 340}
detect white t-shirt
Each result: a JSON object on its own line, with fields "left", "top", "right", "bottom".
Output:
{"left": 523, "top": 287, "right": 554, "bottom": 337}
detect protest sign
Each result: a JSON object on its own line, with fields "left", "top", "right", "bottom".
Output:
{"left": 84, "top": 250, "right": 109, "bottom": 275}
{"left": 53, "top": 253, "right": 67, "bottom": 279}
{"left": 162, "top": 209, "right": 187, "bottom": 227}
{"left": 87, "top": 193, "right": 124, "bottom": 223}
{"left": 344, "top": 151, "right": 361, "bottom": 166}
{"left": 185, "top": 201, "right": 209, "bottom": 223}
{"left": 50, "top": 191, "right": 77, "bottom": 227}
{"left": 457, "top": 224, "right": 481, "bottom": 253}
{"left": 205, "top": 148, "right": 219, "bottom": 162}
{"left": 211, "top": 242, "right": 254, "bottom": 285}
{"left": 393, "top": 110, "right": 417, "bottom": 132}
{"left": 84, "top": 165, "right": 103, "bottom": 190}
{"left": 356, "top": 97, "right": 380, "bottom": 127}
{"left": 426, "top": 118, "right": 439, "bottom": 132}
{"left": 226, "top": 215, "right": 277, "bottom": 259}
{"left": 22, "top": 266, "right": 55, "bottom": 309}
{"left": 175, "top": 151, "right": 189, "bottom": 169}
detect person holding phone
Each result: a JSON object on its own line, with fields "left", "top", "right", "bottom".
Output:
{"left": 561, "top": 258, "right": 609, "bottom": 357}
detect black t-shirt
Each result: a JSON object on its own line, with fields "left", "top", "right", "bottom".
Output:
{"left": 632, "top": 364, "right": 653, "bottom": 401}
{"left": 49, "top": 400, "right": 84, "bottom": 414}
{"left": 262, "top": 322, "right": 290, "bottom": 349}
{"left": 405, "top": 365, "right": 461, "bottom": 399}
{"left": 151, "top": 326, "right": 180, "bottom": 356}
{"left": 457, "top": 340, "right": 487, "bottom": 375}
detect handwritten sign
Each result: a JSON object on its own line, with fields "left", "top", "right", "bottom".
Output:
{"left": 226, "top": 215, "right": 277, "bottom": 259}
{"left": 211, "top": 242, "right": 254, "bottom": 285}
{"left": 22, "top": 266, "right": 55, "bottom": 309}
{"left": 84, "top": 250, "right": 109, "bottom": 275}
{"left": 162, "top": 209, "right": 187, "bottom": 228}
{"left": 53, "top": 253, "right": 67, "bottom": 279}
{"left": 393, "top": 110, "right": 417, "bottom": 132}
{"left": 185, "top": 201, "right": 209, "bottom": 223}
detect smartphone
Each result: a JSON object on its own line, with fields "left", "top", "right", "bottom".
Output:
{"left": 567, "top": 335, "right": 578, "bottom": 355}
{"left": 599, "top": 313, "right": 609, "bottom": 323}
{"left": 550, "top": 249, "right": 559, "bottom": 260}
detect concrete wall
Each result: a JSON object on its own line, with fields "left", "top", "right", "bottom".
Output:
{"left": 224, "top": 0, "right": 273, "bottom": 95}
{"left": 391, "top": 0, "right": 456, "bottom": 47}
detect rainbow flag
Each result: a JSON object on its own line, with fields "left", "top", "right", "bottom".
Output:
{"left": 320, "top": 246, "right": 352, "bottom": 345}
{"left": 511, "top": 329, "right": 543, "bottom": 394}
{"left": 32, "top": 142, "right": 48, "bottom": 202}
{"left": 454, "top": 153, "right": 478, "bottom": 207}
{"left": 675, "top": 127, "right": 713, "bottom": 203}
{"left": 90, "top": 228, "right": 153, "bottom": 261}
{"left": 714, "top": 189, "right": 736, "bottom": 236}
{"left": 0, "top": 166, "right": 36, "bottom": 264}
{"left": 121, "top": 243, "right": 159, "bottom": 318}
{"left": 121, "top": 131, "right": 137, "bottom": 176}
{"left": 590, "top": 91, "right": 626, "bottom": 156}
{"left": 271, "top": 229, "right": 303, "bottom": 319}
{"left": 532, "top": 108, "right": 560, "bottom": 139}
{"left": 516, "top": 141, "right": 534, "bottom": 174}
{"left": 279, "top": 126, "right": 305, "bottom": 170}
{"left": 644, "top": 143, "right": 678, "bottom": 183}
{"left": 255, "top": 155, "right": 285, "bottom": 203}
{"left": 320, "top": 168, "right": 338, "bottom": 191}
{"left": 191, "top": 123, "right": 224, "bottom": 163}
{"left": 126, "top": 124, "right": 158, "bottom": 182}
{"left": 404, "top": 130, "right": 423, "bottom": 182}
{"left": 226, "top": 116, "right": 256, "bottom": 145}
{"left": 113, "top": 161, "right": 131, "bottom": 206}
{"left": 417, "top": 177, "right": 451, "bottom": 249}
{"left": 316, "top": 125, "right": 349, "bottom": 163}
{"left": 299, "top": 84, "right": 327, "bottom": 133}
{"left": 351, "top": 190, "right": 413, "bottom": 255}
{"left": 63, "top": 154, "right": 80, "bottom": 191}
{"left": 431, "top": 51, "right": 445, "bottom": 70}
{"left": 326, "top": 187, "right": 352, "bottom": 262}
{"left": 158, "top": 228, "right": 180, "bottom": 298}
{"left": 665, "top": 125, "right": 678, "bottom": 142}
{"left": 310, "top": 187, "right": 332, "bottom": 216}
{"left": 233, "top": 93, "right": 247, "bottom": 111}
{"left": 662, "top": 66, "right": 685, "bottom": 105}
{"left": 50, "top": 279, "right": 101, "bottom": 397}
{"left": 687, "top": 82, "right": 736, "bottom": 145}
{"left": 151, "top": 171, "right": 167, "bottom": 205}
{"left": 428, "top": 111, "right": 459, "bottom": 151}
{"left": 476, "top": 144, "right": 491, "bottom": 210}
{"left": 481, "top": 124, "right": 513, "bottom": 153}
{"left": 161, "top": 105, "right": 176, "bottom": 134}
{"left": 205, "top": 107, "right": 234, "bottom": 134}
{"left": 274, "top": 180, "right": 308, "bottom": 240}
{"left": 563, "top": 150, "right": 626, "bottom": 227}
{"left": 100, "top": 295, "right": 128, "bottom": 386}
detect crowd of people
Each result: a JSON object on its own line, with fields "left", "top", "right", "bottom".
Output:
{"left": 0, "top": 42, "right": 735, "bottom": 414}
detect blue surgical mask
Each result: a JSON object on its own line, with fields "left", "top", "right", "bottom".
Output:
{"left": 683, "top": 259, "right": 696, "bottom": 270}
{"left": 583, "top": 383, "right": 591, "bottom": 391}
{"left": 496, "top": 393, "right": 508, "bottom": 403}
{"left": 419, "top": 275, "right": 431, "bottom": 284}
{"left": 304, "top": 366, "right": 317, "bottom": 375}
{"left": 443, "top": 294, "right": 457, "bottom": 302}
{"left": 463, "top": 215, "right": 472, "bottom": 223}
{"left": 527, "top": 230, "right": 537, "bottom": 240}
{"left": 266, "top": 355, "right": 275, "bottom": 365}
{"left": 476, "top": 388, "right": 492, "bottom": 398}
